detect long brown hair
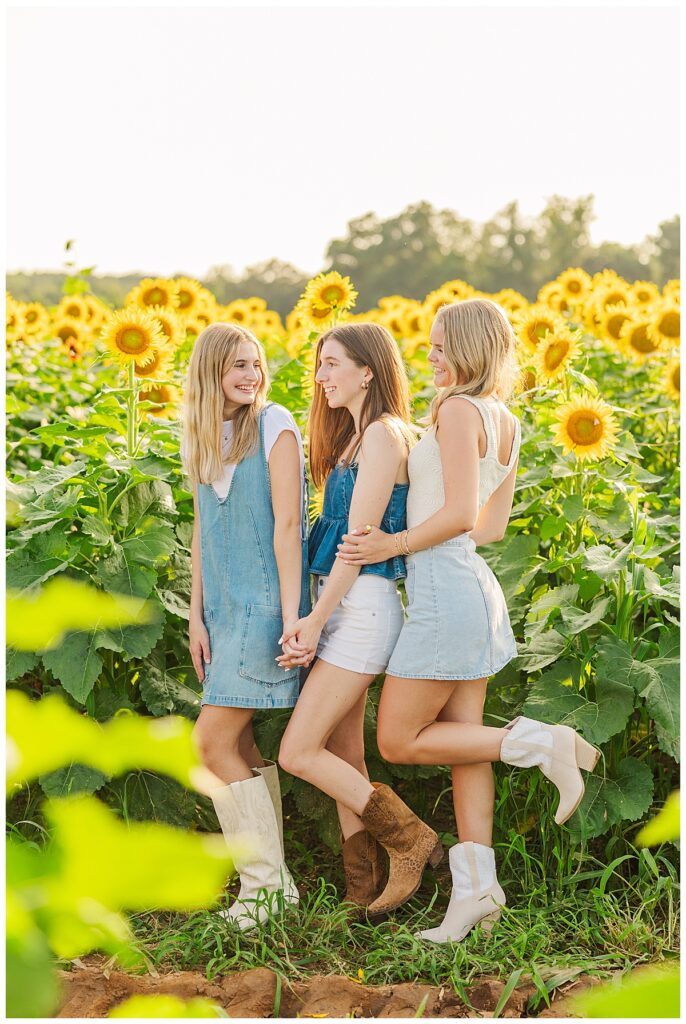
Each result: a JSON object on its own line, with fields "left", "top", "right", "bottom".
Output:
{"left": 308, "top": 322, "right": 413, "bottom": 489}
{"left": 182, "top": 323, "right": 270, "bottom": 484}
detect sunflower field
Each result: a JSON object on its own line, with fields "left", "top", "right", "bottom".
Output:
{"left": 6, "top": 267, "right": 680, "bottom": 1015}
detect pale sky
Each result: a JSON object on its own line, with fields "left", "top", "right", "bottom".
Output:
{"left": 7, "top": 3, "right": 681, "bottom": 278}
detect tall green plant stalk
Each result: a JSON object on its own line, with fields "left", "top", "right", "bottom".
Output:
{"left": 126, "top": 361, "right": 139, "bottom": 458}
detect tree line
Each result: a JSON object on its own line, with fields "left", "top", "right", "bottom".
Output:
{"left": 8, "top": 196, "right": 679, "bottom": 318}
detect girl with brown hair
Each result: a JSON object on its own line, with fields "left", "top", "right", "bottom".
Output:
{"left": 277, "top": 322, "right": 443, "bottom": 915}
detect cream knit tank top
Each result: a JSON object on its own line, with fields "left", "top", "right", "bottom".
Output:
{"left": 407, "top": 396, "right": 521, "bottom": 529}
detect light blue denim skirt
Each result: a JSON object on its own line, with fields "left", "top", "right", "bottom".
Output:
{"left": 386, "top": 536, "right": 517, "bottom": 681}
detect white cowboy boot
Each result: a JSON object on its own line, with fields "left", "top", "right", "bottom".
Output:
{"left": 500, "top": 716, "right": 600, "bottom": 824}
{"left": 253, "top": 760, "right": 287, "bottom": 859}
{"left": 419, "top": 841, "right": 505, "bottom": 944}
{"left": 210, "top": 771, "right": 298, "bottom": 931}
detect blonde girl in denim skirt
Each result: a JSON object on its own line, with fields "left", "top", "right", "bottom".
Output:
{"left": 338, "top": 299, "right": 600, "bottom": 939}
{"left": 182, "top": 323, "right": 310, "bottom": 931}
{"left": 276, "top": 323, "right": 444, "bottom": 917}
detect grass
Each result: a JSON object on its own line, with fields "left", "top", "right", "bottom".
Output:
{"left": 128, "top": 831, "right": 679, "bottom": 1008}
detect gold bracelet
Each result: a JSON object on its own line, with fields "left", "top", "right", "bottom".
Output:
{"left": 404, "top": 529, "right": 414, "bottom": 555}
{"left": 394, "top": 532, "right": 403, "bottom": 556}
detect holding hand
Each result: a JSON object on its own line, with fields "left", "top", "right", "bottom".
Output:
{"left": 276, "top": 614, "right": 322, "bottom": 670}
{"left": 337, "top": 524, "right": 397, "bottom": 565}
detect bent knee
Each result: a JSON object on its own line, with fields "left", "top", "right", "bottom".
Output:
{"left": 377, "top": 727, "right": 413, "bottom": 765}
{"left": 278, "top": 740, "right": 309, "bottom": 779}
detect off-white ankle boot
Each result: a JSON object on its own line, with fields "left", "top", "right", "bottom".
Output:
{"left": 210, "top": 771, "right": 298, "bottom": 931}
{"left": 419, "top": 842, "right": 505, "bottom": 944}
{"left": 500, "top": 716, "right": 600, "bottom": 824}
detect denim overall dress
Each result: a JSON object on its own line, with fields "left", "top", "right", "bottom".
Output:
{"left": 198, "top": 403, "right": 311, "bottom": 708}
{"left": 309, "top": 443, "right": 409, "bottom": 582}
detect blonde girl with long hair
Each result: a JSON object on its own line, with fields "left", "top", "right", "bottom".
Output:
{"left": 182, "top": 323, "right": 310, "bottom": 931}
{"left": 276, "top": 322, "right": 444, "bottom": 916}
{"left": 338, "top": 299, "right": 600, "bottom": 940}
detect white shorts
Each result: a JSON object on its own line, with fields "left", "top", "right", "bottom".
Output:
{"left": 313, "top": 574, "right": 405, "bottom": 676}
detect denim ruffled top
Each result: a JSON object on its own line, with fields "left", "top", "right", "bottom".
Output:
{"left": 309, "top": 456, "right": 409, "bottom": 581}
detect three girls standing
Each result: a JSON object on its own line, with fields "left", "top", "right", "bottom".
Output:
{"left": 184, "top": 300, "right": 600, "bottom": 939}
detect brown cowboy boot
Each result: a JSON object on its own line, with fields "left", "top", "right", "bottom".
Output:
{"left": 341, "top": 829, "right": 388, "bottom": 907}
{"left": 360, "top": 783, "right": 443, "bottom": 916}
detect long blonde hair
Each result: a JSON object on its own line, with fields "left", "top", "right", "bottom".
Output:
{"left": 182, "top": 323, "right": 270, "bottom": 484}
{"left": 430, "top": 298, "right": 518, "bottom": 424}
{"left": 309, "top": 322, "right": 413, "bottom": 490}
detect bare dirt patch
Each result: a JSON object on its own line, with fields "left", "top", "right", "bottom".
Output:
{"left": 55, "top": 962, "right": 605, "bottom": 1017}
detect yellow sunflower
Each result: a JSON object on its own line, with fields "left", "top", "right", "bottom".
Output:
{"left": 592, "top": 282, "right": 631, "bottom": 313}
{"left": 517, "top": 367, "right": 538, "bottom": 396}
{"left": 537, "top": 282, "right": 570, "bottom": 314}
{"left": 246, "top": 296, "right": 267, "bottom": 313}
{"left": 149, "top": 306, "right": 185, "bottom": 348}
{"left": 52, "top": 317, "right": 86, "bottom": 345}
{"left": 305, "top": 272, "right": 357, "bottom": 312}
{"left": 651, "top": 300, "right": 680, "bottom": 348}
{"left": 138, "top": 382, "right": 180, "bottom": 418}
{"left": 182, "top": 315, "right": 209, "bottom": 342}
{"left": 513, "top": 305, "right": 567, "bottom": 353}
{"left": 662, "top": 279, "right": 680, "bottom": 304}
{"left": 493, "top": 288, "right": 529, "bottom": 316}
{"left": 174, "top": 277, "right": 207, "bottom": 316}
{"left": 224, "top": 299, "right": 253, "bottom": 325}
{"left": 84, "top": 296, "right": 109, "bottom": 329}
{"left": 551, "top": 395, "right": 620, "bottom": 462}
{"left": 101, "top": 306, "right": 164, "bottom": 367}
{"left": 57, "top": 295, "right": 90, "bottom": 321}
{"left": 619, "top": 315, "right": 663, "bottom": 363}
{"left": 442, "top": 280, "right": 477, "bottom": 302}
{"left": 600, "top": 304, "right": 634, "bottom": 348}
{"left": 555, "top": 268, "right": 592, "bottom": 303}
{"left": 20, "top": 302, "right": 50, "bottom": 336}
{"left": 298, "top": 298, "right": 336, "bottom": 334}
{"left": 533, "top": 328, "right": 581, "bottom": 382}
{"left": 662, "top": 357, "right": 680, "bottom": 402}
{"left": 134, "top": 345, "right": 174, "bottom": 379}
{"left": 630, "top": 280, "right": 661, "bottom": 306}
{"left": 423, "top": 287, "right": 455, "bottom": 319}
{"left": 251, "top": 310, "right": 285, "bottom": 337}
{"left": 401, "top": 301, "right": 428, "bottom": 337}
{"left": 125, "top": 277, "right": 179, "bottom": 310}
{"left": 379, "top": 308, "right": 406, "bottom": 340}
{"left": 378, "top": 295, "right": 408, "bottom": 310}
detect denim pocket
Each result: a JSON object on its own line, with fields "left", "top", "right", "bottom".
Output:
{"left": 239, "top": 604, "right": 299, "bottom": 685}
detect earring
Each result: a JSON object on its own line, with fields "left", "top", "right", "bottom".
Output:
{"left": 361, "top": 380, "right": 369, "bottom": 390}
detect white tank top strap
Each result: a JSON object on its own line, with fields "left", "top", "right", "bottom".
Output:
{"left": 453, "top": 395, "right": 498, "bottom": 458}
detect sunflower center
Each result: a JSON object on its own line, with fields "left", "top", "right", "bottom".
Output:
{"left": 116, "top": 327, "right": 148, "bottom": 354}
{"left": 567, "top": 411, "right": 604, "bottom": 446}
{"left": 25, "top": 310, "right": 38, "bottom": 323}
{"left": 143, "top": 287, "right": 166, "bottom": 305}
{"left": 57, "top": 325, "right": 78, "bottom": 341}
{"left": 66, "top": 304, "right": 81, "bottom": 317}
{"left": 232, "top": 310, "right": 246, "bottom": 322}
{"left": 544, "top": 339, "right": 570, "bottom": 370}
{"left": 528, "top": 320, "right": 553, "bottom": 345}
{"left": 630, "top": 326, "right": 657, "bottom": 354}
{"left": 659, "top": 311, "right": 680, "bottom": 338}
{"left": 567, "top": 280, "right": 582, "bottom": 294}
{"left": 671, "top": 366, "right": 680, "bottom": 393}
{"left": 607, "top": 313, "right": 629, "bottom": 340}
{"left": 321, "top": 285, "right": 344, "bottom": 305}
{"left": 178, "top": 291, "right": 192, "bottom": 309}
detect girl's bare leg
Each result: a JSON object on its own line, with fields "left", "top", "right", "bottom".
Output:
{"left": 377, "top": 676, "right": 506, "bottom": 766}
{"left": 325, "top": 690, "right": 370, "bottom": 840}
{"left": 237, "top": 718, "right": 266, "bottom": 769}
{"left": 278, "top": 660, "right": 375, "bottom": 815}
{"left": 437, "top": 680, "right": 494, "bottom": 846}
{"left": 193, "top": 705, "right": 256, "bottom": 783}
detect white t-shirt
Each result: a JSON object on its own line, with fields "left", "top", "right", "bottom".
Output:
{"left": 183, "top": 403, "right": 305, "bottom": 506}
